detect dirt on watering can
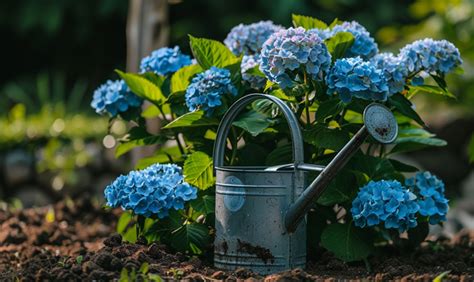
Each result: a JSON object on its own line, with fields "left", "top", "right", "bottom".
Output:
{"left": 237, "top": 239, "right": 275, "bottom": 264}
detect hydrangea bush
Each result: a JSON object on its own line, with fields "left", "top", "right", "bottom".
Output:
{"left": 94, "top": 14, "right": 462, "bottom": 261}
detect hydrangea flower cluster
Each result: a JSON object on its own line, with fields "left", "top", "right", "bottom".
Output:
{"left": 140, "top": 46, "right": 192, "bottom": 75}
{"left": 104, "top": 164, "right": 197, "bottom": 218}
{"left": 91, "top": 80, "right": 142, "bottom": 117}
{"left": 185, "top": 66, "right": 238, "bottom": 115}
{"left": 260, "top": 27, "right": 332, "bottom": 88}
{"left": 351, "top": 180, "right": 420, "bottom": 232}
{"left": 406, "top": 171, "right": 449, "bottom": 225}
{"left": 224, "top": 20, "right": 283, "bottom": 55}
{"left": 241, "top": 54, "right": 266, "bottom": 89}
{"left": 371, "top": 53, "right": 409, "bottom": 95}
{"left": 330, "top": 21, "right": 378, "bottom": 59}
{"left": 399, "top": 38, "right": 462, "bottom": 74}
{"left": 326, "top": 56, "right": 389, "bottom": 102}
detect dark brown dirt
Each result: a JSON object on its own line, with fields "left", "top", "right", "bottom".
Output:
{"left": 0, "top": 199, "right": 473, "bottom": 281}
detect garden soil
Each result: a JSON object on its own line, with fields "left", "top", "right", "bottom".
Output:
{"left": 0, "top": 199, "right": 473, "bottom": 281}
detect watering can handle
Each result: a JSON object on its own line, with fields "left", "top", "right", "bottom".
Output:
{"left": 213, "top": 93, "right": 304, "bottom": 170}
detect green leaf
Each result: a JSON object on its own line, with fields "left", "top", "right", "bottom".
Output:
{"left": 292, "top": 14, "right": 328, "bottom": 29}
{"left": 407, "top": 221, "right": 429, "bottom": 247}
{"left": 324, "top": 32, "right": 355, "bottom": 61}
{"left": 171, "top": 64, "right": 202, "bottom": 94}
{"left": 395, "top": 136, "right": 447, "bottom": 145}
{"left": 163, "top": 111, "right": 219, "bottom": 129}
{"left": 135, "top": 146, "right": 183, "bottom": 169}
{"left": 321, "top": 223, "right": 373, "bottom": 262}
{"left": 317, "top": 171, "right": 357, "bottom": 206}
{"left": 244, "top": 65, "right": 266, "bottom": 78}
{"left": 389, "top": 93, "right": 425, "bottom": 126}
{"left": 190, "top": 195, "right": 215, "bottom": 215}
{"left": 233, "top": 110, "right": 273, "bottom": 137}
{"left": 265, "top": 143, "right": 292, "bottom": 166}
{"left": 469, "top": 134, "right": 474, "bottom": 163}
{"left": 184, "top": 151, "right": 215, "bottom": 190}
{"left": 115, "top": 135, "right": 166, "bottom": 158}
{"left": 139, "top": 262, "right": 149, "bottom": 274}
{"left": 315, "top": 98, "right": 344, "bottom": 122}
{"left": 409, "top": 85, "right": 455, "bottom": 99}
{"left": 170, "top": 222, "right": 211, "bottom": 254}
{"left": 389, "top": 159, "right": 418, "bottom": 172}
{"left": 189, "top": 35, "right": 239, "bottom": 69}
{"left": 433, "top": 271, "right": 451, "bottom": 282}
{"left": 303, "top": 125, "right": 350, "bottom": 151}
{"left": 390, "top": 137, "right": 447, "bottom": 155}
{"left": 348, "top": 154, "right": 397, "bottom": 181}
{"left": 116, "top": 70, "right": 165, "bottom": 105}
{"left": 141, "top": 104, "right": 161, "bottom": 118}
{"left": 117, "top": 211, "right": 133, "bottom": 234}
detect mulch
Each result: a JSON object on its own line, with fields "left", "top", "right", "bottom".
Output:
{"left": 0, "top": 199, "right": 473, "bottom": 281}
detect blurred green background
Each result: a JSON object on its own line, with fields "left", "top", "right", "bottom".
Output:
{"left": 0, "top": 0, "right": 473, "bottom": 211}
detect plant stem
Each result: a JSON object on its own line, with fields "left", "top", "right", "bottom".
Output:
{"left": 303, "top": 72, "right": 311, "bottom": 127}
{"left": 156, "top": 105, "right": 186, "bottom": 156}
{"left": 229, "top": 127, "right": 238, "bottom": 166}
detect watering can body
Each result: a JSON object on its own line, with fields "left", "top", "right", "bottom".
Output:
{"left": 212, "top": 93, "right": 398, "bottom": 274}
{"left": 214, "top": 167, "right": 307, "bottom": 273}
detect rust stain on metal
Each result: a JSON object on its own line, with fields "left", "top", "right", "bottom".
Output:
{"left": 222, "top": 240, "right": 228, "bottom": 254}
{"left": 237, "top": 239, "right": 275, "bottom": 264}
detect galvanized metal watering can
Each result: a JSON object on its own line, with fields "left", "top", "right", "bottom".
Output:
{"left": 213, "top": 93, "right": 398, "bottom": 274}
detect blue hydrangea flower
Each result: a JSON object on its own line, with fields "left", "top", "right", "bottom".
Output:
{"left": 326, "top": 57, "right": 389, "bottom": 102}
{"left": 259, "top": 27, "right": 332, "bottom": 88}
{"left": 330, "top": 21, "right": 378, "bottom": 59}
{"left": 371, "top": 52, "right": 409, "bottom": 95}
{"left": 405, "top": 171, "right": 449, "bottom": 225}
{"left": 309, "top": 28, "right": 332, "bottom": 40}
{"left": 241, "top": 54, "right": 266, "bottom": 89}
{"left": 185, "top": 66, "right": 238, "bottom": 115}
{"left": 351, "top": 180, "right": 420, "bottom": 233}
{"left": 224, "top": 21, "right": 283, "bottom": 55}
{"left": 104, "top": 163, "right": 198, "bottom": 218}
{"left": 399, "top": 38, "right": 462, "bottom": 74}
{"left": 91, "top": 80, "right": 142, "bottom": 117}
{"left": 140, "top": 46, "right": 192, "bottom": 75}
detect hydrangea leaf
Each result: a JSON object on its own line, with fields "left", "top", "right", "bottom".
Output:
{"left": 389, "top": 93, "right": 425, "bottom": 126}
{"left": 170, "top": 222, "right": 211, "bottom": 254}
{"left": 389, "top": 137, "right": 447, "bottom": 155}
{"left": 190, "top": 195, "right": 215, "bottom": 215}
{"left": 170, "top": 64, "right": 202, "bottom": 94}
{"left": 233, "top": 110, "right": 274, "bottom": 137}
{"left": 408, "top": 85, "right": 456, "bottom": 99}
{"left": 303, "top": 125, "right": 350, "bottom": 151}
{"left": 389, "top": 159, "right": 418, "bottom": 172}
{"left": 163, "top": 111, "right": 219, "bottom": 129}
{"left": 116, "top": 70, "right": 165, "bottom": 106}
{"left": 292, "top": 14, "right": 328, "bottom": 29}
{"left": 184, "top": 151, "right": 215, "bottom": 190}
{"left": 115, "top": 135, "right": 167, "bottom": 158}
{"left": 244, "top": 65, "right": 266, "bottom": 78}
{"left": 324, "top": 32, "right": 355, "bottom": 61}
{"left": 317, "top": 171, "right": 357, "bottom": 206}
{"left": 189, "top": 35, "right": 239, "bottom": 69}
{"left": 135, "top": 146, "right": 183, "bottom": 169}
{"left": 141, "top": 104, "right": 161, "bottom": 118}
{"left": 469, "top": 134, "right": 474, "bottom": 163}
{"left": 407, "top": 221, "right": 429, "bottom": 247}
{"left": 348, "top": 154, "right": 397, "bottom": 181}
{"left": 265, "top": 143, "right": 292, "bottom": 166}
{"left": 315, "top": 98, "right": 345, "bottom": 122}
{"left": 321, "top": 223, "right": 373, "bottom": 262}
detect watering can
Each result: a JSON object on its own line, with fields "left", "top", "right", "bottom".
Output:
{"left": 213, "top": 93, "right": 398, "bottom": 274}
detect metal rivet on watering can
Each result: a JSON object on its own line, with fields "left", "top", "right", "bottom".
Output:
{"left": 213, "top": 94, "right": 398, "bottom": 274}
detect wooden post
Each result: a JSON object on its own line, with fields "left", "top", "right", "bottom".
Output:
{"left": 126, "top": 0, "right": 169, "bottom": 166}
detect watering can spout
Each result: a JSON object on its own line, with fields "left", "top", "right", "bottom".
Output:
{"left": 285, "top": 103, "right": 398, "bottom": 233}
